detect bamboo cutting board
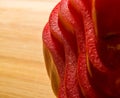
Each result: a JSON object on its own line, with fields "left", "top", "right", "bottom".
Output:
{"left": 0, "top": 0, "right": 59, "bottom": 98}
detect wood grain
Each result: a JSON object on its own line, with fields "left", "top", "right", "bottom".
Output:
{"left": 0, "top": 0, "right": 59, "bottom": 98}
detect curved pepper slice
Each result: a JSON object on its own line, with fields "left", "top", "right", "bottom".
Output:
{"left": 42, "top": 0, "right": 120, "bottom": 98}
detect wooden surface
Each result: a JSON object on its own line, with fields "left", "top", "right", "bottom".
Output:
{"left": 0, "top": 0, "right": 59, "bottom": 98}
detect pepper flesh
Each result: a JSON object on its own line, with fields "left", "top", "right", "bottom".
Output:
{"left": 42, "top": 0, "right": 120, "bottom": 97}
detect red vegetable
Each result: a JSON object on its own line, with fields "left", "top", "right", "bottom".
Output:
{"left": 42, "top": 0, "right": 120, "bottom": 97}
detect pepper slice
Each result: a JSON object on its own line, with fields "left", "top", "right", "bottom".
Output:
{"left": 42, "top": 0, "right": 120, "bottom": 97}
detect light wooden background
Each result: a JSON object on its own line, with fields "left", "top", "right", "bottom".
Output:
{"left": 0, "top": 0, "right": 59, "bottom": 98}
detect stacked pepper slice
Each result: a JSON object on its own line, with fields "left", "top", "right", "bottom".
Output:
{"left": 42, "top": 0, "right": 120, "bottom": 97}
